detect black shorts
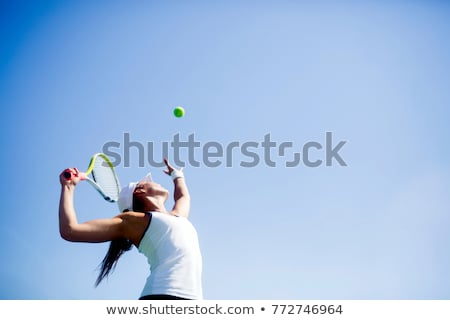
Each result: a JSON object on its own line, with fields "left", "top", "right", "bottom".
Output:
{"left": 139, "top": 294, "right": 190, "bottom": 300}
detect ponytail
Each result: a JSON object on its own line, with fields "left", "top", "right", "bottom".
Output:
{"left": 95, "top": 238, "right": 132, "bottom": 286}
{"left": 95, "top": 195, "right": 148, "bottom": 286}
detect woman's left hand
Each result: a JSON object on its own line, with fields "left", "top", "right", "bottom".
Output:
{"left": 163, "top": 158, "right": 176, "bottom": 176}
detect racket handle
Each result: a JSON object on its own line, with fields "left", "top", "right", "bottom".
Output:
{"left": 78, "top": 172, "right": 87, "bottom": 180}
{"left": 63, "top": 169, "right": 87, "bottom": 180}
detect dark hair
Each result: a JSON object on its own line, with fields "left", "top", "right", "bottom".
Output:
{"left": 95, "top": 238, "right": 132, "bottom": 286}
{"left": 95, "top": 194, "right": 147, "bottom": 286}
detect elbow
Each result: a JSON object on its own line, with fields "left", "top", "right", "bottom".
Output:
{"left": 59, "top": 225, "right": 77, "bottom": 242}
{"left": 174, "top": 193, "right": 190, "bottom": 203}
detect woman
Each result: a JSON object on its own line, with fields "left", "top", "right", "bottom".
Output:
{"left": 58, "top": 158, "right": 203, "bottom": 300}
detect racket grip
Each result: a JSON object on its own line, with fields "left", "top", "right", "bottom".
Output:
{"left": 63, "top": 169, "right": 86, "bottom": 180}
{"left": 78, "top": 172, "right": 87, "bottom": 180}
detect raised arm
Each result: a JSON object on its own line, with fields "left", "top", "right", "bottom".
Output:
{"left": 58, "top": 168, "right": 125, "bottom": 242}
{"left": 163, "top": 159, "right": 191, "bottom": 218}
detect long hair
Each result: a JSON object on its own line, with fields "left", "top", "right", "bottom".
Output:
{"left": 95, "top": 237, "right": 132, "bottom": 286}
{"left": 95, "top": 195, "right": 147, "bottom": 286}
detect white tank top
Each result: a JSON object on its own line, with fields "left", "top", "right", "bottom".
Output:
{"left": 138, "top": 211, "right": 203, "bottom": 299}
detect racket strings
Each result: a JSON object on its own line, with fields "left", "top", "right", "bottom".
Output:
{"left": 91, "top": 156, "right": 120, "bottom": 201}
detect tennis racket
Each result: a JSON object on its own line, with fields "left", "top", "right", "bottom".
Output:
{"left": 64, "top": 153, "right": 120, "bottom": 202}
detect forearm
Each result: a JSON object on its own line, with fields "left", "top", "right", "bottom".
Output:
{"left": 164, "top": 159, "right": 191, "bottom": 217}
{"left": 173, "top": 177, "right": 190, "bottom": 201}
{"left": 170, "top": 175, "right": 191, "bottom": 217}
{"left": 59, "top": 184, "right": 79, "bottom": 239}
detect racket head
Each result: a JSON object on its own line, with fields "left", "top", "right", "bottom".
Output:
{"left": 86, "top": 153, "right": 121, "bottom": 202}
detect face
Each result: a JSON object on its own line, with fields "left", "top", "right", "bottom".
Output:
{"left": 134, "top": 181, "right": 169, "bottom": 199}
{"left": 132, "top": 181, "right": 169, "bottom": 212}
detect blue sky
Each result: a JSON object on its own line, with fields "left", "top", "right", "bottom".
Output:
{"left": 1, "top": 0, "right": 449, "bottom": 299}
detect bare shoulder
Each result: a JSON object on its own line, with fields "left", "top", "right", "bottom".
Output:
{"left": 117, "top": 211, "right": 148, "bottom": 219}
{"left": 169, "top": 210, "right": 189, "bottom": 218}
{"left": 116, "top": 211, "right": 150, "bottom": 246}
{"left": 117, "top": 211, "right": 150, "bottom": 227}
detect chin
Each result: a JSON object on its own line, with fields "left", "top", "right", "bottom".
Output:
{"left": 163, "top": 191, "right": 170, "bottom": 200}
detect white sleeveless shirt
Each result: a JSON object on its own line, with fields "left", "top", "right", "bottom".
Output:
{"left": 138, "top": 211, "right": 203, "bottom": 299}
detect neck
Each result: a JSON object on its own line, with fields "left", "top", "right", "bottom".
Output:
{"left": 138, "top": 196, "right": 167, "bottom": 213}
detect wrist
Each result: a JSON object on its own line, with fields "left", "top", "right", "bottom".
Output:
{"left": 170, "top": 169, "right": 184, "bottom": 181}
{"left": 62, "top": 183, "right": 76, "bottom": 192}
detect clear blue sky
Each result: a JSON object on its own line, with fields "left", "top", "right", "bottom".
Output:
{"left": 1, "top": 0, "right": 449, "bottom": 299}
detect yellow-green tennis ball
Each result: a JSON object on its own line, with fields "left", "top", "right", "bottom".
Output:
{"left": 173, "top": 106, "right": 185, "bottom": 118}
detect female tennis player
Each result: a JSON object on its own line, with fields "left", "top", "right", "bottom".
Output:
{"left": 58, "top": 158, "right": 203, "bottom": 300}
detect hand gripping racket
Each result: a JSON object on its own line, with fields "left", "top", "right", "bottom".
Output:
{"left": 64, "top": 153, "right": 120, "bottom": 202}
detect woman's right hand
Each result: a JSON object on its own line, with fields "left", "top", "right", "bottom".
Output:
{"left": 60, "top": 168, "right": 81, "bottom": 186}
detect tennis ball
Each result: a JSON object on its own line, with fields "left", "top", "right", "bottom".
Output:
{"left": 173, "top": 106, "right": 185, "bottom": 118}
